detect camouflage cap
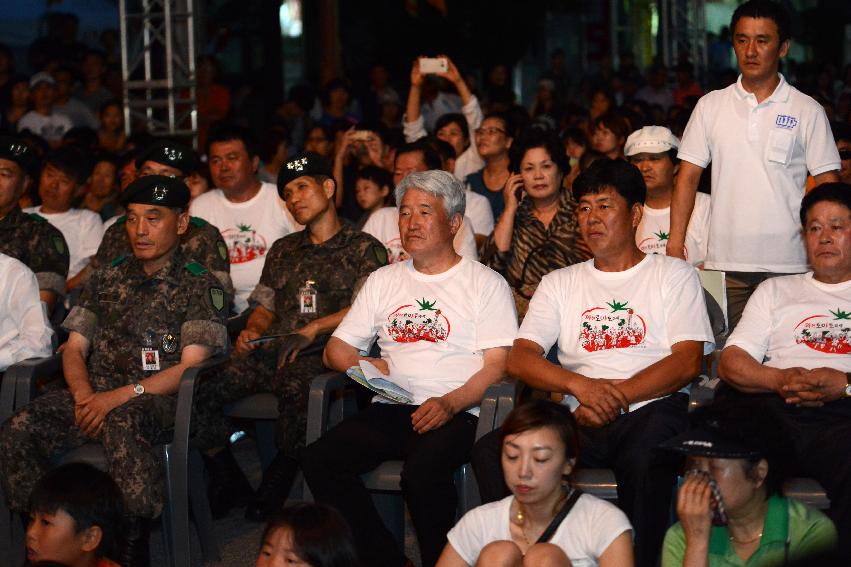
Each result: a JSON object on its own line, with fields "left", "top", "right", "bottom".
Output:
{"left": 277, "top": 152, "right": 333, "bottom": 193}
{"left": 121, "top": 174, "right": 190, "bottom": 208}
{"left": 0, "top": 135, "right": 38, "bottom": 175}
{"left": 135, "top": 139, "right": 196, "bottom": 176}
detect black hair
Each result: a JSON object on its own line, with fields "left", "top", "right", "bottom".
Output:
{"left": 562, "top": 127, "right": 587, "bottom": 149}
{"left": 29, "top": 463, "right": 124, "bottom": 560}
{"left": 510, "top": 127, "right": 570, "bottom": 175}
{"left": 500, "top": 400, "right": 579, "bottom": 463}
{"left": 573, "top": 157, "right": 646, "bottom": 208}
{"left": 831, "top": 121, "right": 851, "bottom": 144}
{"left": 354, "top": 120, "right": 387, "bottom": 144}
{"left": 258, "top": 126, "right": 290, "bottom": 163}
{"left": 395, "top": 140, "right": 442, "bottom": 171}
{"left": 731, "top": 0, "right": 792, "bottom": 44}
{"left": 61, "top": 127, "right": 98, "bottom": 150}
{"left": 206, "top": 122, "right": 258, "bottom": 158}
{"left": 44, "top": 144, "right": 93, "bottom": 185}
{"left": 98, "top": 98, "right": 123, "bottom": 116}
{"left": 260, "top": 503, "right": 360, "bottom": 567}
{"left": 288, "top": 84, "right": 316, "bottom": 113}
{"left": 591, "top": 111, "right": 632, "bottom": 143}
{"left": 306, "top": 124, "right": 333, "bottom": 143}
{"left": 434, "top": 112, "right": 469, "bottom": 145}
{"left": 482, "top": 111, "right": 516, "bottom": 140}
{"left": 320, "top": 78, "right": 351, "bottom": 106}
{"left": 355, "top": 164, "right": 393, "bottom": 190}
{"left": 800, "top": 182, "right": 851, "bottom": 228}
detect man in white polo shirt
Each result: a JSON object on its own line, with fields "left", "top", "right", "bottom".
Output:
{"left": 626, "top": 126, "right": 710, "bottom": 266}
{"left": 190, "top": 124, "right": 301, "bottom": 312}
{"left": 668, "top": 0, "right": 840, "bottom": 329}
{"left": 474, "top": 159, "right": 714, "bottom": 567}
{"left": 302, "top": 170, "right": 517, "bottom": 567}
{"left": 718, "top": 183, "right": 851, "bottom": 558}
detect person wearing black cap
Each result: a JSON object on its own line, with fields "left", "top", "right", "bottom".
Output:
{"left": 660, "top": 414, "right": 837, "bottom": 566}
{"left": 0, "top": 175, "right": 229, "bottom": 567}
{"left": 718, "top": 182, "right": 851, "bottom": 559}
{"left": 192, "top": 152, "right": 387, "bottom": 521}
{"left": 90, "top": 140, "right": 233, "bottom": 297}
{"left": 24, "top": 145, "right": 104, "bottom": 288}
{"left": 0, "top": 134, "right": 69, "bottom": 313}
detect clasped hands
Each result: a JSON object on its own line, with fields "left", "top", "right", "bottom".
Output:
{"left": 777, "top": 366, "right": 847, "bottom": 406}
{"left": 571, "top": 376, "right": 629, "bottom": 428}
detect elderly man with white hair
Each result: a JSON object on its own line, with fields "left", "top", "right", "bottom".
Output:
{"left": 301, "top": 169, "right": 518, "bottom": 567}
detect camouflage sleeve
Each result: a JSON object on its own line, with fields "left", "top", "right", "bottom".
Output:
{"left": 62, "top": 268, "right": 100, "bottom": 340}
{"left": 184, "top": 222, "right": 231, "bottom": 275}
{"left": 94, "top": 222, "right": 128, "bottom": 268}
{"left": 248, "top": 283, "right": 275, "bottom": 312}
{"left": 32, "top": 223, "right": 70, "bottom": 296}
{"left": 359, "top": 235, "right": 389, "bottom": 278}
{"left": 180, "top": 272, "right": 228, "bottom": 352}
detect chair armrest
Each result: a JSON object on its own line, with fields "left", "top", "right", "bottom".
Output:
{"left": 688, "top": 374, "right": 720, "bottom": 412}
{"left": 474, "top": 380, "right": 518, "bottom": 441}
{"left": 170, "top": 354, "right": 229, "bottom": 457}
{"left": 1, "top": 354, "right": 63, "bottom": 421}
{"left": 305, "top": 371, "right": 352, "bottom": 445}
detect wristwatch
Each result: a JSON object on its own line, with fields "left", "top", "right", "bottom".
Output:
{"left": 845, "top": 373, "right": 851, "bottom": 398}
{"left": 133, "top": 383, "right": 145, "bottom": 396}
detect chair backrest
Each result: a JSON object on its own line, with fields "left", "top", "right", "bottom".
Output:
{"left": 699, "top": 270, "right": 727, "bottom": 341}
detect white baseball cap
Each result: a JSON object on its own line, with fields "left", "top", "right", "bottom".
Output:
{"left": 29, "top": 72, "right": 56, "bottom": 88}
{"left": 624, "top": 126, "right": 679, "bottom": 157}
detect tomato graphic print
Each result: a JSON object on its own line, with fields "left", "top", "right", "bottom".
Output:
{"left": 638, "top": 230, "right": 688, "bottom": 259}
{"left": 579, "top": 300, "right": 646, "bottom": 352}
{"left": 221, "top": 223, "right": 268, "bottom": 264}
{"left": 387, "top": 298, "right": 450, "bottom": 343}
{"left": 793, "top": 308, "right": 851, "bottom": 354}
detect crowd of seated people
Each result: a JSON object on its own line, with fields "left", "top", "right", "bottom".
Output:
{"left": 1, "top": 0, "right": 850, "bottom": 566}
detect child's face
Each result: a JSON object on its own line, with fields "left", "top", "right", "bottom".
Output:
{"left": 355, "top": 178, "right": 389, "bottom": 211}
{"left": 26, "top": 509, "right": 93, "bottom": 566}
{"left": 256, "top": 527, "right": 312, "bottom": 567}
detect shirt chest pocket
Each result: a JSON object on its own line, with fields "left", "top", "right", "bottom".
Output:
{"left": 765, "top": 129, "right": 795, "bottom": 166}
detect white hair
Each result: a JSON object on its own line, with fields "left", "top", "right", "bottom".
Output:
{"left": 395, "top": 169, "right": 466, "bottom": 219}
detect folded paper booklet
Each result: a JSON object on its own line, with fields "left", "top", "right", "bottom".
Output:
{"left": 346, "top": 360, "right": 414, "bottom": 404}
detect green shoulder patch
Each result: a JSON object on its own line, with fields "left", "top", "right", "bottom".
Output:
{"left": 115, "top": 215, "right": 127, "bottom": 225}
{"left": 184, "top": 261, "right": 209, "bottom": 276}
{"left": 370, "top": 244, "right": 388, "bottom": 266}
{"left": 209, "top": 287, "right": 225, "bottom": 311}
{"left": 189, "top": 216, "right": 209, "bottom": 227}
{"left": 52, "top": 235, "right": 66, "bottom": 255}
{"left": 28, "top": 212, "right": 47, "bottom": 222}
{"left": 110, "top": 254, "right": 128, "bottom": 267}
{"left": 216, "top": 240, "right": 228, "bottom": 261}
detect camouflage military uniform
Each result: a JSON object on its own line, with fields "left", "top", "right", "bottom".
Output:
{"left": 0, "top": 249, "right": 228, "bottom": 517}
{"left": 193, "top": 223, "right": 386, "bottom": 454}
{"left": 0, "top": 206, "right": 69, "bottom": 297}
{"left": 92, "top": 215, "right": 233, "bottom": 296}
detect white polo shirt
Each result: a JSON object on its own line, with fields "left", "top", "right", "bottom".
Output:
{"left": 678, "top": 74, "right": 840, "bottom": 273}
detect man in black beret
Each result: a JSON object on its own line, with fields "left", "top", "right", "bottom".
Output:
{"left": 192, "top": 152, "right": 387, "bottom": 521}
{"left": 135, "top": 139, "right": 196, "bottom": 178}
{"left": 0, "top": 135, "right": 69, "bottom": 313}
{"left": 0, "top": 175, "right": 229, "bottom": 567}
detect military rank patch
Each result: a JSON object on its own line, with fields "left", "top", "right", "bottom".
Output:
{"left": 217, "top": 240, "right": 228, "bottom": 261}
{"left": 53, "top": 236, "right": 66, "bottom": 255}
{"left": 209, "top": 287, "right": 225, "bottom": 311}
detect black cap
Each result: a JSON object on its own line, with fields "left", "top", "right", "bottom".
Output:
{"left": 659, "top": 421, "right": 762, "bottom": 460}
{"left": 121, "top": 175, "right": 190, "bottom": 208}
{"left": 135, "top": 140, "right": 196, "bottom": 176}
{"left": 277, "top": 152, "right": 333, "bottom": 193}
{"left": 0, "top": 135, "right": 38, "bottom": 175}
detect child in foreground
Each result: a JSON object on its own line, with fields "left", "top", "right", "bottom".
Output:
{"left": 25, "top": 463, "right": 123, "bottom": 567}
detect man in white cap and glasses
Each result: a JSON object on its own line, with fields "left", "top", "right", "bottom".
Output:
{"left": 17, "top": 72, "right": 73, "bottom": 148}
{"left": 626, "top": 126, "right": 710, "bottom": 266}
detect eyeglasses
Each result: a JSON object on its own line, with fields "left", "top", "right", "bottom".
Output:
{"left": 475, "top": 127, "right": 506, "bottom": 137}
{"left": 839, "top": 150, "right": 851, "bottom": 161}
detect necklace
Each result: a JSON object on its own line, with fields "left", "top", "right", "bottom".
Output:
{"left": 729, "top": 531, "right": 763, "bottom": 545}
{"left": 512, "top": 487, "right": 573, "bottom": 545}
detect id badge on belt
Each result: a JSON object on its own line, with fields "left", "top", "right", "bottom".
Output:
{"left": 299, "top": 279, "right": 317, "bottom": 314}
{"left": 141, "top": 330, "right": 161, "bottom": 371}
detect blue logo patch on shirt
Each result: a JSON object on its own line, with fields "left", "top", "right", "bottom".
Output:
{"left": 775, "top": 114, "right": 798, "bottom": 129}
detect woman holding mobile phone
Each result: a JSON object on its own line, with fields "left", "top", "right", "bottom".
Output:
{"left": 481, "top": 128, "right": 591, "bottom": 318}
{"left": 660, "top": 414, "right": 837, "bottom": 567}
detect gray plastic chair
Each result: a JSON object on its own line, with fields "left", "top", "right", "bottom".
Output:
{"left": 0, "top": 354, "right": 227, "bottom": 567}
{"left": 304, "top": 373, "right": 518, "bottom": 547}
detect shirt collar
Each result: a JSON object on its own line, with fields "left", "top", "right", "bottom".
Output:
{"left": 124, "top": 248, "right": 185, "bottom": 285}
{"left": 296, "top": 221, "right": 354, "bottom": 250}
{"left": 734, "top": 73, "right": 790, "bottom": 104}
{"left": 708, "top": 495, "right": 789, "bottom": 557}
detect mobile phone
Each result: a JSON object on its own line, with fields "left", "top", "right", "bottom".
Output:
{"left": 352, "top": 130, "right": 373, "bottom": 142}
{"left": 419, "top": 57, "right": 448, "bottom": 74}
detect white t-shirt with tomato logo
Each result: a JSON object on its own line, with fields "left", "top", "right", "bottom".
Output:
{"left": 636, "top": 192, "right": 710, "bottom": 266}
{"left": 361, "top": 206, "right": 479, "bottom": 264}
{"left": 518, "top": 254, "right": 715, "bottom": 412}
{"left": 726, "top": 273, "right": 851, "bottom": 371}
{"left": 333, "top": 257, "right": 518, "bottom": 409}
{"left": 189, "top": 182, "right": 302, "bottom": 312}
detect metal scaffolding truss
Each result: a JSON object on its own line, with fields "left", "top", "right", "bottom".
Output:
{"left": 660, "top": 0, "right": 707, "bottom": 77}
{"left": 119, "top": 0, "right": 197, "bottom": 143}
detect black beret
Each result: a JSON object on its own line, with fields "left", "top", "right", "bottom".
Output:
{"left": 0, "top": 135, "right": 38, "bottom": 175}
{"left": 135, "top": 139, "right": 196, "bottom": 176}
{"left": 121, "top": 175, "right": 190, "bottom": 208}
{"left": 277, "top": 152, "right": 333, "bottom": 193}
